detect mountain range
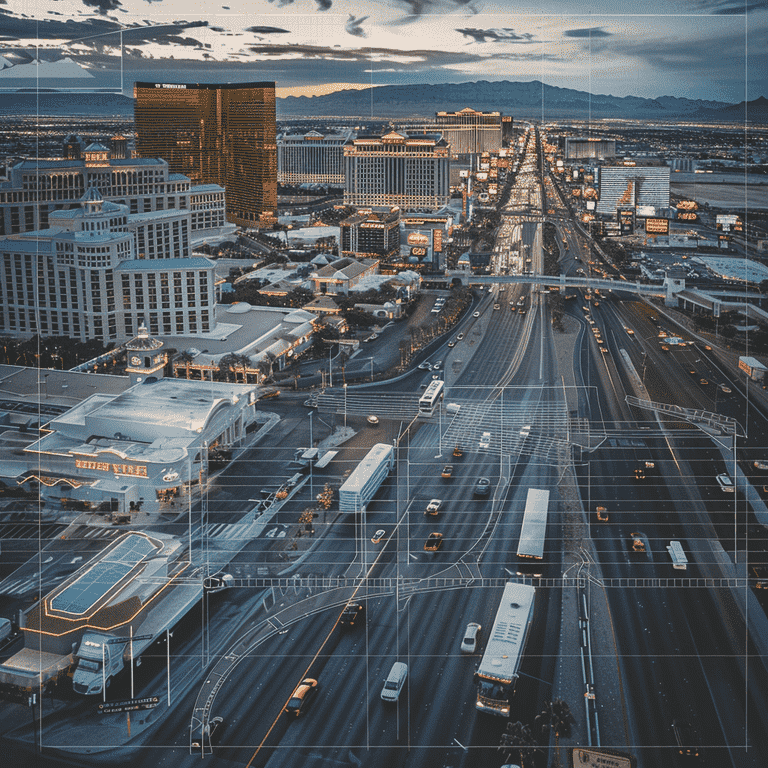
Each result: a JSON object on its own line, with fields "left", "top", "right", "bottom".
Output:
{"left": 0, "top": 81, "right": 765, "bottom": 123}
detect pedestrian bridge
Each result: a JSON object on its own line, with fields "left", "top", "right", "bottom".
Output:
{"left": 445, "top": 270, "right": 671, "bottom": 299}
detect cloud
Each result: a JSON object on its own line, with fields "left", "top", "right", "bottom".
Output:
{"left": 245, "top": 26, "right": 291, "bottom": 34}
{"left": 563, "top": 27, "right": 612, "bottom": 38}
{"left": 687, "top": 0, "right": 768, "bottom": 13}
{"left": 345, "top": 15, "right": 368, "bottom": 38}
{"left": 391, "top": 0, "right": 480, "bottom": 23}
{"left": 457, "top": 28, "right": 534, "bottom": 44}
{"left": 81, "top": 0, "right": 122, "bottom": 15}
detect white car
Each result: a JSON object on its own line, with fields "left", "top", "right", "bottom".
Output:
{"left": 479, "top": 431, "right": 491, "bottom": 448}
{"left": 473, "top": 311, "right": 480, "bottom": 318}
{"left": 461, "top": 622, "right": 482, "bottom": 653}
{"left": 425, "top": 499, "right": 442, "bottom": 515}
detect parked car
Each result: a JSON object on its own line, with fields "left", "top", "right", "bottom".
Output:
{"left": 424, "top": 532, "right": 444, "bottom": 551}
{"left": 371, "top": 529, "right": 386, "bottom": 544}
{"left": 441, "top": 464, "right": 454, "bottom": 478}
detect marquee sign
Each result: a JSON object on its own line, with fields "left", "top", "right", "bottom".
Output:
{"left": 75, "top": 460, "right": 148, "bottom": 477}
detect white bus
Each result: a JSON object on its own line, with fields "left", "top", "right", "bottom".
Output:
{"left": 667, "top": 541, "right": 688, "bottom": 570}
{"left": 475, "top": 582, "right": 535, "bottom": 717}
{"left": 419, "top": 379, "right": 444, "bottom": 416}
{"left": 516, "top": 489, "right": 549, "bottom": 577}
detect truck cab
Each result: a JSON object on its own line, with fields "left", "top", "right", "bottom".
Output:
{"left": 71, "top": 633, "right": 125, "bottom": 695}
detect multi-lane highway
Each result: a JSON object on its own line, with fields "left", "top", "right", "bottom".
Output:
{"left": 3, "top": 125, "right": 768, "bottom": 768}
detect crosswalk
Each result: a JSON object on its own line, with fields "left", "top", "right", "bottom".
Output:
{"left": 205, "top": 520, "right": 288, "bottom": 542}
{"left": 310, "top": 391, "right": 420, "bottom": 419}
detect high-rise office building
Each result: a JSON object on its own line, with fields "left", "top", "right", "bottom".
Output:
{"left": 435, "top": 108, "right": 503, "bottom": 156}
{"left": 134, "top": 81, "right": 277, "bottom": 227}
{"left": 344, "top": 132, "right": 450, "bottom": 210}
{"left": 596, "top": 164, "right": 670, "bottom": 215}
{"left": 565, "top": 137, "right": 617, "bottom": 160}
{"left": 278, "top": 130, "right": 352, "bottom": 185}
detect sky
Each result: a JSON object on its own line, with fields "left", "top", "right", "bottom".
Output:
{"left": 0, "top": 0, "right": 765, "bottom": 103}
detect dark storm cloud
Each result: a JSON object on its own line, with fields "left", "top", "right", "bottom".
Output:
{"left": 82, "top": 0, "right": 122, "bottom": 15}
{"left": 563, "top": 27, "right": 612, "bottom": 38}
{"left": 612, "top": 26, "right": 767, "bottom": 99}
{"left": 245, "top": 26, "right": 291, "bottom": 34}
{"left": 345, "top": 15, "right": 368, "bottom": 38}
{"left": 391, "top": 0, "right": 480, "bottom": 23}
{"left": 688, "top": 0, "right": 768, "bottom": 13}
{"left": 457, "top": 28, "right": 534, "bottom": 43}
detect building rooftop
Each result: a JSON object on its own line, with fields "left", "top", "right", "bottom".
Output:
{"left": 116, "top": 257, "right": 215, "bottom": 272}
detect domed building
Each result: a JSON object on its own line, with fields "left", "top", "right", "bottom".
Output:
{"left": 124, "top": 324, "right": 167, "bottom": 385}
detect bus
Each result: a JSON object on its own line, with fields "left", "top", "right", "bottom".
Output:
{"left": 516, "top": 489, "right": 549, "bottom": 577}
{"left": 419, "top": 379, "right": 444, "bottom": 417}
{"left": 475, "top": 582, "right": 535, "bottom": 717}
{"left": 667, "top": 541, "right": 688, "bottom": 570}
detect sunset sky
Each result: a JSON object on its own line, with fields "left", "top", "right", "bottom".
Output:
{"left": 0, "top": 0, "right": 765, "bottom": 103}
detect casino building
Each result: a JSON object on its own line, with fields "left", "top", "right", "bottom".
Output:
{"left": 20, "top": 378, "right": 259, "bottom": 514}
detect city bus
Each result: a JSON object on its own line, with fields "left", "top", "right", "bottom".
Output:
{"left": 474, "top": 582, "right": 536, "bottom": 716}
{"left": 516, "top": 488, "right": 549, "bottom": 577}
{"left": 419, "top": 379, "right": 445, "bottom": 417}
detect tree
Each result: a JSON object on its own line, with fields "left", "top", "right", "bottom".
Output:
{"left": 176, "top": 350, "right": 195, "bottom": 379}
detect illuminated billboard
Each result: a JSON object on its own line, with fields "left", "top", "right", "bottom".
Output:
{"left": 677, "top": 199, "right": 698, "bottom": 211}
{"left": 407, "top": 232, "right": 429, "bottom": 246}
{"left": 645, "top": 217, "right": 669, "bottom": 234}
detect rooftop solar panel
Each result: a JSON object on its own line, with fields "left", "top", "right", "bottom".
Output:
{"left": 49, "top": 534, "right": 158, "bottom": 616}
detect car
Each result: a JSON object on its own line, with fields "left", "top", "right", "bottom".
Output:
{"left": 716, "top": 473, "right": 734, "bottom": 492}
{"left": 474, "top": 477, "right": 492, "bottom": 497}
{"left": 494, "top": 304, "right": 501, "bottom": 310}
{"left": 441, "top": 465, "right": 454, "bottom": 478}
{"left": 340, "top": 602, "right": 365, "bottom": 627}
{"left": 432, "top": 374, "right": 441, "bottom": 380}
{"left": 699, "top": 378, "right": 709, "bottom": 386}
{"left": 518, "top": 309, "right": 527, "bottom": 315}
{"left": 596, "top": 506, "right": 609, "bottom": 522}
{"left": 754, "top": 460, "right": 768, "bottom": 471}
{"left": 453, "top": 444, "right": 463, "bottom": 457}
{"left": 371, "top": 529, "right": 386, "bottom": 543}
{"left": 425, "top": 499, "right": 442, "bottom": 515}
{"left": 433, "top": 360, "right": 442, "bottom": 369}
{"left": 285, "top": 678, "right": 318, "bottom": 716}
{"left": 424, "top": 532, "right": 444, "bottom": 551}
{"left": 456, "top": 333, "right": 465, "bottom": 340}
{"left": 448, "top": 341, "right": 456, "bottom": 348}
{"left": 460, "top": 622, "right": 482, "bottom": 653}
{"left": 473, "top": 311, "right": 480, "bottom": 318}
{"left": 479, "top": 431, "right": 491, "bottom": 448}
{"left": 366, "top": 415, "right": 379, "bottom": 426}
{"left": 418, "top": 362, "right": 431, "bottom": 370}
{"left": 719, "top": 384, "right": 732, "bottom": 394}
{"left": 630, "top": 532, "right": 646, "bottom": 552}
{"left": 191, "top": 716, "right": 224, "bottom": 749}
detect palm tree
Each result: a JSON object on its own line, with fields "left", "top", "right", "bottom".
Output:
{"left": 176, "top": 350, "right": 195, "bottom": 379}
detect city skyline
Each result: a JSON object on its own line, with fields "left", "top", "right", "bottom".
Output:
{"left": 0, "top": 0, "right": 765, "bottom": 104}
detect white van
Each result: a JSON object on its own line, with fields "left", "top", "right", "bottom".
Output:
{"left": 380, "top": 662, "right": 408, "bottom": 702}
{"left": 716, "top": 473, "right": 734, "bottom": 492}
{"left": 446, "top": 403, "right": 461, "bottom": 415}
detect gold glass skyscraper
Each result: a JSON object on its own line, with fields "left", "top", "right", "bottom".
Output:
{"left": 134, "top": 81, "right": 277, "bottom": 227}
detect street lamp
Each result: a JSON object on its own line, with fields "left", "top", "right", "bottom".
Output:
{"left": 309, "top": 411, "right": 314, "bottom": 500}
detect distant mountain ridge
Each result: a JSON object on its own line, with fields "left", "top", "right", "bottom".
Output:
{"left": 276, "top": 80, "right": 764, "bottom": 122}
{"left": 0, "top": 80, "right": 765, "bottom": 123}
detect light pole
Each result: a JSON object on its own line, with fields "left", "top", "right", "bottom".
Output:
{"left": 309, "top": 411, "right": 314, "bottom": 500}
{"left": 344, "top": 383, "right": 348, "bottom": 429}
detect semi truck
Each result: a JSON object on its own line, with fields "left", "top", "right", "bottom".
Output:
{"left": 738, "top": 356, "right": 767, "bottom": 383}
